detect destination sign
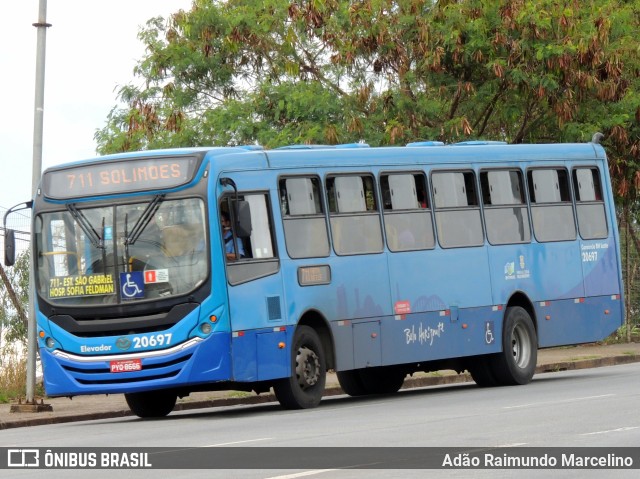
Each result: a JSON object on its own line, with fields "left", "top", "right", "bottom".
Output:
{"left": 297, "top": 265, "right": 331, "bottom": 286}
{"left": 42, "top": 156, "right": 200, "bottom": 199}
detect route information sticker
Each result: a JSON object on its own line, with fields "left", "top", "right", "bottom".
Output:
{"left": 48, "top": 274, "right": 116, "bottom": 298}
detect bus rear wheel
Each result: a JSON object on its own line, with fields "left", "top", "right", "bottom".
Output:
{"left": 337, "top": 366, "right": 405, "bottom": 396}
{"left": 337, "top": 369, "right": 368, "bottom": 396}
{"left": 467, "top": 355, "right": 499, "bottom": 387}
{"left": 274, "top": 326, "right": 326, "bottom": 409}
{"left": 492, "top": 306, "right": 537, "bottom": 385}
{"left": 359, "top": 366, "right": 405, "bottom": 394}
{"left": 125, "top": 390, "right": 177, "bottom": 418}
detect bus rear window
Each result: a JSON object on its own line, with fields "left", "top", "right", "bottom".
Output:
{"left": 573, "top": 167, "right": 607, "bottom": 240}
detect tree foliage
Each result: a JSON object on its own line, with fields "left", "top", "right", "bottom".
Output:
{"left": 95, "top": 0, "right": 640, "bottom": 197}
{"left": 0, "top": 251, "right": 30, "bottom": 345}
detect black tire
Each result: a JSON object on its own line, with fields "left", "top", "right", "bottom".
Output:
{"left": 274, "top": 326, "right": 326, "bottom": 409}
{"left": 492, "top": 306, "right": 537, "bottom": 385}
{"left": 337, "top": 369, "right": 368, "bottom": 396}
{"left": 467, "top": 355, "right": 500, "bottom": 387}
{"left": 125, "top": 390, "right": 177, "bottom": 418}
{"left": 359, "top": 366, "right": 406, "bottom": 394}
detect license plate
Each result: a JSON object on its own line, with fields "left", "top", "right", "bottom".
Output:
{"left": 110, "top": 359, "right": 142, "bottom": 373}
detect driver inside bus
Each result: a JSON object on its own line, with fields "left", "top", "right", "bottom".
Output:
{"left": 221, "top": 211, "right": 245, "bottom": 261}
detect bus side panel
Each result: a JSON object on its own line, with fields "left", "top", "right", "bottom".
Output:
{"left": 329, "top": 306, "right": 504, "bottom": 372}
{"left": 280, "top": 254, "right": 391, "bottom": 371}
{"left": 536, "top": 296, "right": 623, "bottom": 347}
{"left": 488, "top": 242, "right": 584, "bottom": 305}
{"left": 227, "top": 272, "right": 286, "bottom": 332}
{"left": 330, "top": 320, "right": 355, "bottom": 371}
{"left": 328, "top": 254, "right": 392, "bottom": 322}
{"left": 231, "top": 328, "right": 291, "bottom": 382}
{"left": 581, "top": 238, "right": 622, "bottom": 297}
{"left": 257, "top": 329, "right": 289, "bottom": 380}
{"left": 379, "top": 306, "right": 504, "bottom": 366}
{"left": 353, "top": 320, "right": 382, "bottom": 368}
{"left": 387, "top": 247, "right": 493, "bottom": 315}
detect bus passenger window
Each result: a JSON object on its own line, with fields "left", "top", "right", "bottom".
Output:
{"left": 573, "top": 167, "right": 607, "bottom": 240}
{"left": 381, "top": 173, "right": 434, "bottom": 252}
{"left": 220, "top": 193, "right": 279, "bottom": 285}
{"left": 279, "top": 177, "right": 330, "bottom": 259}
{"left": 527, "top": 168, "right": 576, "bottom": 242}
{"left": 432, "top": 171, "right": 483, "bottom": 248}
{"left": 326, "top": 174, "right": 383, "bottom": 255}
{"left": 480, "top": 170, "right": 531, "bottom": 245}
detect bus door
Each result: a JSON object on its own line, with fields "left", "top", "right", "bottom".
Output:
{"left": 218, "top": 187, "right": 288, "bottom": 382}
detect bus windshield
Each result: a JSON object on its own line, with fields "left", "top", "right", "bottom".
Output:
{"left": 34, "top": 197, "right": 208, "bottom": 306}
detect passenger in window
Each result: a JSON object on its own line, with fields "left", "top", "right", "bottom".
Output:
{"left": 221, "top": 212, "right": 245, "bottom": 261}
{"left": 417, "top": 190, "right": 427, "bottom": 208}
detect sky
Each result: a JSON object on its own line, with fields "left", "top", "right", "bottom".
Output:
{"left": 0, "top": 0, "right": 193, "bottom": 210}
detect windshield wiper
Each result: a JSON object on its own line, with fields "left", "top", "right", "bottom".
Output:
{"left": 66, "top": 204, "right": 104, "bottom": 249}
{"left": 125, "top": 194, "right": 164, "bottom": 247}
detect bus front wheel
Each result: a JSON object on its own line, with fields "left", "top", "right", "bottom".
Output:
{"left": 492, "top": 306, "right": 537, "bottom": 385}
{"left": 274, "top": 326, "right": 326, "bottom": 409}
{"left": 125, "top": 390, "right": 177, "bottom": 418}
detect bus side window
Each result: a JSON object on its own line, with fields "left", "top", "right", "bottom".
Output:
{"left": 432, "top": 170, "right": 484, "bottom": 248}
{"left": 573, "top": 167, "right": 607, "bottom": 240}
{"left": 222, "top": 193, "right": 279, "bottom": 285}
{"left": 381, "top": 172, "right": 434, "bottom": 252}
{"left": 279, "top": 177, "right": 330, "bottom": 259}
{"left": 528, "top": 168, "right": 576, "bottom": 242}
{"left": 326, "top": 174, "right": 383, "bottom": 255}
{"left": 481, "top": 170, "right": 531, "bottom": 245}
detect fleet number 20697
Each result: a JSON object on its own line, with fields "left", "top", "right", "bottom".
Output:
{"left": 133, "top": 333, "right": 172, "bottom": 349}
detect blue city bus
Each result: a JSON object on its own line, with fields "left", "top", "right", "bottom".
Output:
{"left": 3, "top": 139, "right": 624, "bottom": 417}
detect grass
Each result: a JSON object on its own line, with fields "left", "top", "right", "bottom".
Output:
{"left": 0, "top": 346, "right": 27, "bottom": 403}
{"left": 569, "top": 355, "right": 600, "bottom": 361}
{"left": 228, "top": 391, "right": 252, "bottom": 399}
{"left": 602, "top": 325, "right": 640, "bottom": 345}
{"left": 0, "top": 342, "right": 45, "bottom": 404}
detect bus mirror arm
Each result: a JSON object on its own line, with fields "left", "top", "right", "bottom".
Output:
{"left": 3, "top": 201, "right": 33, "bottom": 267}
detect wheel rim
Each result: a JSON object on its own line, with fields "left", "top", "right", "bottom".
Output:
{"left": 511, "top": 323, "right": 532, "bottom": 369}
{"left": 296, "top": 346, "right": 320, "bottom": 390}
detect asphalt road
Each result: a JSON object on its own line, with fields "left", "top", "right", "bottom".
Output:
{"left": 1, "top": 363, "right": 639, "bottom": 478}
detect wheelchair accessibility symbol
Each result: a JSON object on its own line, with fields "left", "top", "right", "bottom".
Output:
{"left": 120, "top": 272, "right": 145, "bottom": 299}
{"left": 485, "top": 321, "right": 495, "bottom": 345}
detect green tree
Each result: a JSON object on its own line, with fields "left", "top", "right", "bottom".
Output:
{"left": 95, "top": 0, "right": 639, "bottom": 150}
{"left": 0, "top": 251, "right": 29, "bottom": 345}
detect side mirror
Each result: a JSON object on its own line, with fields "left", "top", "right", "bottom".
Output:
{"left": 235, "top": 201, "right": 252, "bottom": 238}
{"left": 4, "top": 229, "right": 15, "bottom": 266}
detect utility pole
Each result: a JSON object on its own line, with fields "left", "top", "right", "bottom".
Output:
{"left": 25, "top": 0, "right": 50, "bottom": 407}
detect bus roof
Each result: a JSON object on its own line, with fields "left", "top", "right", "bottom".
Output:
{"left": 210, "top": 141, "right": 607, "bottom": 172}
{"left": 44, "top": 142, "right": 606, "bottom": 176}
